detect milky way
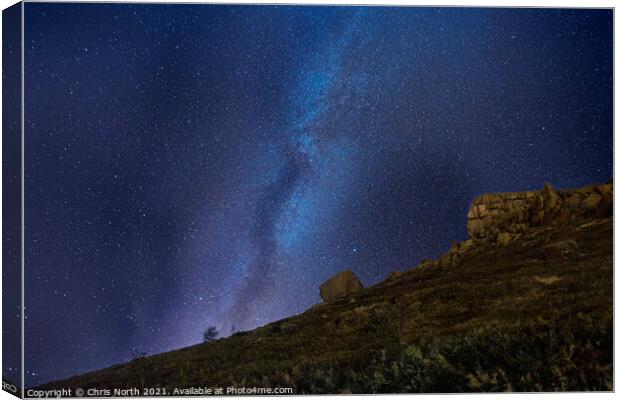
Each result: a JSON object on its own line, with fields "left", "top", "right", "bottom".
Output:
{"left": 15, "top": 4, "right": 611, "bottom": 386}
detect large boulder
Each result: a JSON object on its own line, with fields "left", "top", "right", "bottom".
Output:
{"left": 320, "top": 269, "right": 363, "bottom": 303}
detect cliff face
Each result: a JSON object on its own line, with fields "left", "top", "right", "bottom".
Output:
{"left": 466, "top": 182, "right": 612, "bottom": 240}
{"left": 37, "top": 181, "right": 613, "bottom": 394}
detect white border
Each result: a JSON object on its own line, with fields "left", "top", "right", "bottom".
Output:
{"left": 0, "top": 2, "right": 616, "bottom": 400}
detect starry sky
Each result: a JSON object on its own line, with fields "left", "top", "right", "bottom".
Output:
{"left": 17, "top": 4, "right": 611, "bottom": 387}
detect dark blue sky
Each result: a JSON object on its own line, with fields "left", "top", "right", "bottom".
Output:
{"left": 20, "top": 4, "right": 611, "bottom": 386}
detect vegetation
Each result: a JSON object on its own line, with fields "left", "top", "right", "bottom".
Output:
{"left": 292, "top": 321, "right": 612, "bottom": 393}
{"left": 203, "top": 327, "right": 218, "bottom": 343}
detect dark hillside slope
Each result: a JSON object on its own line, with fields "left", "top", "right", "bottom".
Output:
{"left": 38, "top": 182, "right": 613, "bottom": 393}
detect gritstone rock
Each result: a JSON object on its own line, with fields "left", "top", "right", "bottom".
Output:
{"left": 320, "top": 269, "right": 363, "bottom": 303}
{"left": 497, "top": 232, "right": 513, "bottom": 246}
{"left": 466, "top": 182, "right": 612, "bottom": 241}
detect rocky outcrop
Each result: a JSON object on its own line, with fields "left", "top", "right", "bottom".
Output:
{"left": 399, "top": 181, "right": 614, "bottom": 273}
{"left": 467, "top": 182, "right": 612, "bottom": 241}
{"left": 320, "top": 269, "right": 363, "bottom": 303}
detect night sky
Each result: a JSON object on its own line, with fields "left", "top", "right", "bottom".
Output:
{"left": 19, "top": 4, "right": 611, "bottom": 387}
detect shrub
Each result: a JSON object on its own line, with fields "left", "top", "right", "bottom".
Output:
{"left": 203, "top": 326, "right": 219, "bottom": 342}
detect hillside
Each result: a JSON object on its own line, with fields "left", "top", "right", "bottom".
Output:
{"left": 38, "top": 182, "right": 613, "bottom": 394}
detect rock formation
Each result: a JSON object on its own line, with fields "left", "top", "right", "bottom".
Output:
{"left": 391, "top": 180, "right": 614, "bottom": 273}
{"left": 319, "top": 269, "right": 363, "bottom": 303}
{"left": 467, "top": 182, "right": 612, "bottom": 241}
